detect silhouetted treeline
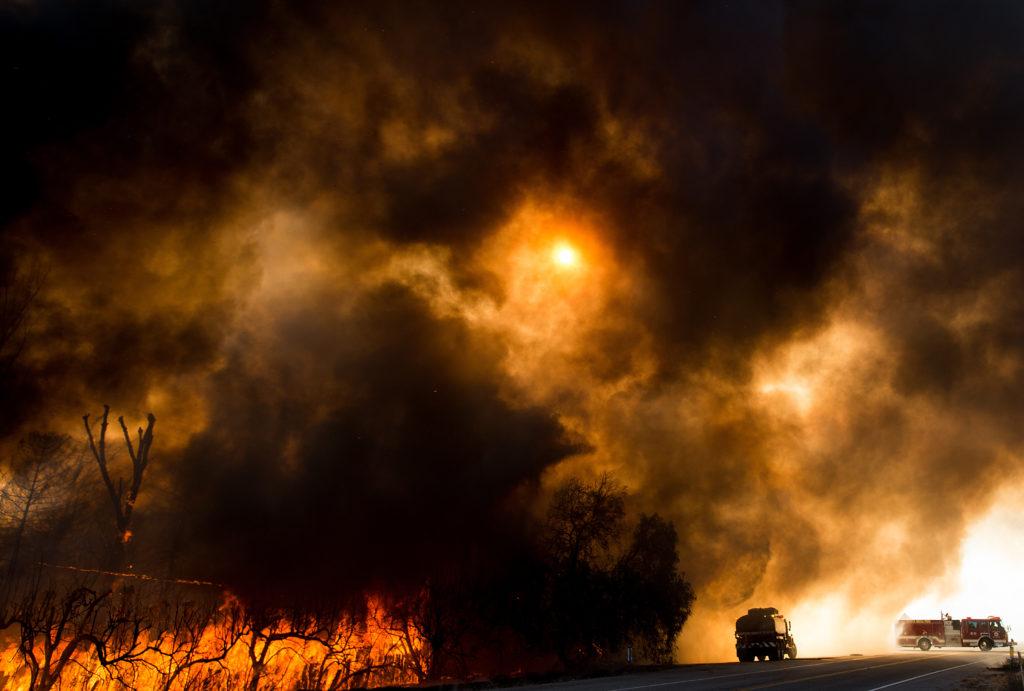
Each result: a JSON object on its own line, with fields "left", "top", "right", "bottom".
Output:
{"left": 0, "top": 416, "right": 694, "bottom": 689}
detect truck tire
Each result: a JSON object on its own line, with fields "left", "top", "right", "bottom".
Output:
{"left": 918, "top": 638, "right": 931, "bottom": 651}
{"left": 786, "top": 644, "right": 798, "bottom": 659}
{"left": 978, "top": 638, "right": 993, "bottom": 652}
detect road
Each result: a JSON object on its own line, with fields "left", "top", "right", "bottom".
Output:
{"left": 512, "top": 651, "right": 1010, "bottom": 691}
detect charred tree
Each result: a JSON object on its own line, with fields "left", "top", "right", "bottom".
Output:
{"left": 1, "top": 433, "right": 83, "bottom": 582}
{"left": 82, "top": 405, "right": 155, "bottom": 564}
{"left": 297, "top": 596, "right": 404, "bottom": 691}
{"left": 146, "top": 594, "right": 242, "bottom": 691}
{"left": 222, "top": 599, "right": 335, "bottom": 691}
{"left": 386, "top": 580, "right": 478, "bottom": 683}
{"left": 3, "top": 586, "right": 110, "bottom": 691}
{"left": 0, "top": 581, "right": 154, "bottom": 691}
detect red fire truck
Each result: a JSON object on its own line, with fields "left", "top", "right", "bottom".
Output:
{"left": 896, "top": 615, "right": 1013, "bottom": 651}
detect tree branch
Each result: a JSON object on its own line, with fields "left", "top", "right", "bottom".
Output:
{"left": 84, "top": 406, "right": 124, "bottom": 534}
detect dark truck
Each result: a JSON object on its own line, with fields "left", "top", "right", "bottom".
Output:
{"left": 735, "top": 607, "right": 797, "bottom": 661}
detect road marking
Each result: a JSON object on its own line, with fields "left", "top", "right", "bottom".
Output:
{"left": 863, "top": 659, "right": 987, "bottom": 690}
{"left": 733, "top": 657, "right": 925, "bottom": 689}
{"left": 597, "top": 658, "right": 887, "bottom": 691}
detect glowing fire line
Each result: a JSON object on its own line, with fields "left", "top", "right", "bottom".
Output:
{"left": 37, "top": 561, "right": 224, "bottom": 588}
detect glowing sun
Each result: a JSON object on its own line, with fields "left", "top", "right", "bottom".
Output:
{"left": 553, "top": 243, "right": 578, "bottom": 267}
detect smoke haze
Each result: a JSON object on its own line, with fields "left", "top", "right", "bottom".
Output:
{"left": 3, "top": 0, "right": 1024, "bottom": 660}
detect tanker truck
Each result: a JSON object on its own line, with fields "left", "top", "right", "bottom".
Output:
{"left": 735, "top": 607, "right": 797, "bottom": 661}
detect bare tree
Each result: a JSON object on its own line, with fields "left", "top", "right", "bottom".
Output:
{"left": 294, "top": 598, "right": 405, "bottom": 691}
{"left": 0, "top": 579, "right": 155, "bottom": 691}
{"left": 83, "top": 405, "right": 156, "bottom": 559}
{"left": 217, "top": 600, "right": 336, "bottom": 691}
{"left": 146, "top": 594, "right": 407, "bottom": 691}
{"left": 385, "top": 595, "right": 435, "bottom": 684}
{"left": 1, "top": 433, "right": 83, "bottom": 580}
{"left": 545, "top": 473, "right": 626, "bottom": 574}
{"left": 1, "top": 585, "right": 107, "bottom": 691}
{"left": 139, "top": 593, "right": 241, "bottom": 691}
{"left": 83, "top": 585, "right": 161, "bottom": 688}
{"left": 382, "top": 579, "right": 483, "bottom": 684}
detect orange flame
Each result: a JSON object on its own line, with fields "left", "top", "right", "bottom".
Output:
{"left": 0, "top": 590, "right": 427, "bottom": 691}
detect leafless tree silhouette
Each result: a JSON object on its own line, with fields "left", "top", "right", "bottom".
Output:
{"left": 545, "top": 473, "right": 626, "bottom": 574}
{"left": 0, "top": 578, "right": 153, "bottom": 691}
{"left": 141, "top": 594, "right": 242, "bottom": 691}
{"left": 83, "top": 405, "right": 155, "bottom": 561}
{"left": 1, "top": 433, "right": 83, "bottom": 580}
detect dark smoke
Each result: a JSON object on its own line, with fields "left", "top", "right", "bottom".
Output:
{"left": 171, "top": 285, "right": 583, "bottom": 597}
{"left": 3, "top": 0, "right": 1024, "bottom": 656}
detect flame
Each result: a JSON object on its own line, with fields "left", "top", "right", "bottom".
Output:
{"left": 0, "top": 590, "right": 428, "bottom": 691}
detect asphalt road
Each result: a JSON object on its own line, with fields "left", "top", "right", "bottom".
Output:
{"left": 513, "top": 651, "right": 1010, "bottom": 691}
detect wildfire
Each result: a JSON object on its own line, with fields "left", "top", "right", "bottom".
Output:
{"left": 0, "top": 585, "right": 428, "bottom": 691}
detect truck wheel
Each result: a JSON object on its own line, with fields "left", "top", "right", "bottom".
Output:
{"left": 786, "top": 644, "right": 798, "bottom": 659}
{"left": 979, "top": 638, "right": 993, "bottom": 652}
{"left": 918, "top": 638, "right": 931, "bottom": 651}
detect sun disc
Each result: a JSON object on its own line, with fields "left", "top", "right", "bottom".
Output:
{"left": 554, "top": 244, "right": 577, "bottom": 267}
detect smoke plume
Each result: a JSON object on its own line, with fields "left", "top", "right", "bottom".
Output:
{"left": 4, "top": 0, "right": 1024, "bottom": 660}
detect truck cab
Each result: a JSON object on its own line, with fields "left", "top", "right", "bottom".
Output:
{"left": 962, "top": 617, "right": 1010, "bottom": 651}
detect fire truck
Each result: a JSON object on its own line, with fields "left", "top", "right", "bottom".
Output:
{"left": 735, "top": 607, "right": 797, "bottom": 661}
{"left": 895, "top": 615, "right": 1013, "bottom": 651}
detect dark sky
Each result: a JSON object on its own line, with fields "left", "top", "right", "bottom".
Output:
{"left": 3, "top": 0, "right": 1024, "bottom": 659}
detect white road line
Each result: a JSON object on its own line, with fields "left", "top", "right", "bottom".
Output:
{"left": 863, "top": 659, "right": 986, "bottom": 690}
{"left": 602, "top": 658, "right": 883, "bottom": 691}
